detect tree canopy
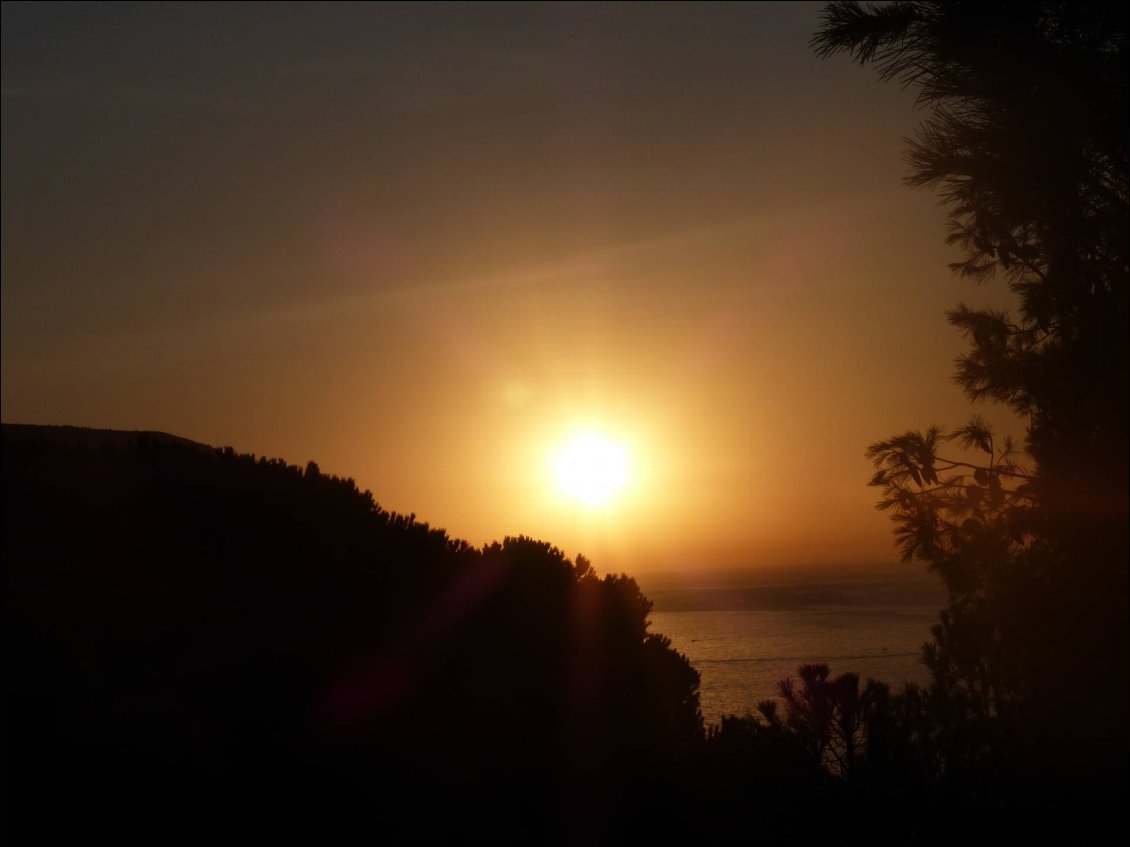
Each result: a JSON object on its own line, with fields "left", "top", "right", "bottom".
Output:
{"left": 1, "top": 427, "right": 703, "bottom": 839}
{"left": 814, "top": 0, "right": 1128, "bottom": 786}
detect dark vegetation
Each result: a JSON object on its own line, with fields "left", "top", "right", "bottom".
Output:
{"left": 2, "top": 426, "right": 702, "bottom": 839}
{"left": 3, "top": 2, "right": 1126, "bottom": 842}
{"left": 814, "top": 0, "right": 1126, "bottom": 830}
{"left": 0, "top": 429, "right": 1000, "bottom": 841}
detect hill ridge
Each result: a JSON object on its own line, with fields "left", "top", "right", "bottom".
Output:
{"left": 0, "top": 422, "right": 213, "bottom": 453}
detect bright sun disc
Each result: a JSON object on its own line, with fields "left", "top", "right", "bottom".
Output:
{"left": 555, "top": 432, "right": 629, "bottom": 507}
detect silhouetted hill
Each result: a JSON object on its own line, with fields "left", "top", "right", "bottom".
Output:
{"left": 8, "top": 425, "right": 1118, "bottom": 843}
{"left": 1, "top": 422, "right": 213, "bottom": 452}
{"left": 1, "top": 426, "right": 701, "bottom": 840}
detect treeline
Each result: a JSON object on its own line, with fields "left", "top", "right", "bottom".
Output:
{"left": 2, "top": 433, "right": 702, "bottom": 840}
{"left": 4, "top": 431, "right": 1122, "bottom": 841}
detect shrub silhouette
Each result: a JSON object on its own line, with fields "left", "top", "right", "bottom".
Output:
{"left": 1, "top": 426, "right": 701, "bottom": 837}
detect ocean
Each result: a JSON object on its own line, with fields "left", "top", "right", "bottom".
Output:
{"left": 639, "top": 567, "right": 946, "bottom": 727}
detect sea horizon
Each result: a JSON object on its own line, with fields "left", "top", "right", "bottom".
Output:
{"left": 639, "top": 566, "right": 945, "bottom": 725}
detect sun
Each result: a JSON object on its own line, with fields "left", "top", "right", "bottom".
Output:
{"left": 555, "top": 431, "right": 629, "bottom": 507}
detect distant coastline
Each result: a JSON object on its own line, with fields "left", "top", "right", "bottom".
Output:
{"left": 637, "top": 566, "right": 945, "bottom": 614}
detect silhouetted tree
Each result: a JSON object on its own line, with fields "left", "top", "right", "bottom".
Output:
{"left": 778, "top": 664, "right": 865, "bottom": 779}
{"left": 815, "top": 0, "right": 1128, "bottom": 807}
{"left": 0, "top": 427, "right": 702, "bottom": 839}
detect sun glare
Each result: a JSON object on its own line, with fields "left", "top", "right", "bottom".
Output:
{"left": 555, "top": 432, "right": 629, "bottom": 507}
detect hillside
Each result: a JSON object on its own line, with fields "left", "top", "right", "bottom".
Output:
{"left": 1, "top": 422, "right": 213, "bottom": 452}
{"left": 1, "top": 426, "right": 701, "bottom": 838}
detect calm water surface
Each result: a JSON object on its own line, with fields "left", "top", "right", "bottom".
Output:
{"left": 640, "top": 568, "right": 944, "bottom": 727}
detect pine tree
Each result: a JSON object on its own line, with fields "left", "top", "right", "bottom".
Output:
{"left": 814, "top": 0, "right": 1128, "bottom": 779}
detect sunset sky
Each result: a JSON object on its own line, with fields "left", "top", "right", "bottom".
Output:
{"left": 1, "top": 2, "right": 1020, "bottom": 572}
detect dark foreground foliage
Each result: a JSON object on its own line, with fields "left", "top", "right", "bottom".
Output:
{"left": 810, "top": 2, "right": 1129, "bottom": 840}
{"left": 2, "top": 429, "right": 702, "bottom": 841}
{"left": 5, "top": 429, "right": 1124, "bottom": 843}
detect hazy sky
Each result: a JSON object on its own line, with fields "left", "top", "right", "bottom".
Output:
{"left": 2, "top": 2, "right": 1019, "bottom": 572}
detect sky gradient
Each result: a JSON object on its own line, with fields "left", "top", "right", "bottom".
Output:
{"left": 1, "top": 2, "right": 1020, "bottom": 572}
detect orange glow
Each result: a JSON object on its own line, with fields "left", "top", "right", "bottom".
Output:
{"left": 0, "top": 4, "right": 1026, "bottom": 574}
